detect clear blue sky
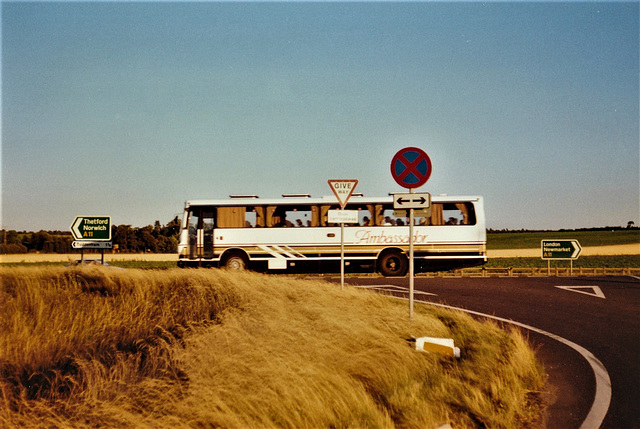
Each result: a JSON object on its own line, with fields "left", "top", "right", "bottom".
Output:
{"left": 2, "top": 1, "right": 638, "bottom": 231}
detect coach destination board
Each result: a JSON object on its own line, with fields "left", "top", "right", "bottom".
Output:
{"left": 71, "top": 216, "right": 111, "bottom": 241}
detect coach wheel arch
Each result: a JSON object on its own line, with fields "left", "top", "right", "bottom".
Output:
{"left": 221, "top": 250, "right": 249, "bottom": 271}
{"left": 377, "top": 248, "right": 409, "bottom": 277}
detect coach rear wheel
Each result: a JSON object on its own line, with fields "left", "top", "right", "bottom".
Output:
{"left": 378, "top": 250, "right": 408, "bottom": 277}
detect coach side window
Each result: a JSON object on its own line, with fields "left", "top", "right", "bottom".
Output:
{"left": 293, "top": 206, "right": 316, "bottom": 226}
{"left": 266, "top": 205, "right": 317, "bottom": 227}
{"left": 429, "top": 203, "right": 476, "bottom": 225}
{"left": 380, "top": 207, "right": 405, "bottom": 226}
{"left": 243, "top": 206, "right": 265, "bottom": 227}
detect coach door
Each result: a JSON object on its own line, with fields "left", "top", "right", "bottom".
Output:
{"left": 188, "top": 208, "right": 215, "bottom": 260}
{"left": 201, "top": 210, "right": 214, "bottom": 259}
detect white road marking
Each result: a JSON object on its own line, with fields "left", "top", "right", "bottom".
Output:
{"left": 355, "top": 284, "right": 437, "bottom": 296}
{"left": 556, "top": 285, "right": 606, "bottom": 299}
{"left": 411, "top": 298, "right": 611, "bottom": 429}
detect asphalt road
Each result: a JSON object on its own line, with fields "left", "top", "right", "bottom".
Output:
{"left": 328, "top": 275, "right": 640, "bottom": 429}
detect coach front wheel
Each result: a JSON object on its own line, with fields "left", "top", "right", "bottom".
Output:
{"left": 222, "top": 253, "right": 248, "bottom": 271}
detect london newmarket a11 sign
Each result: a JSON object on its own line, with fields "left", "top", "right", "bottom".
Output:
{"left": 541, "top": 240, "right": 582, "bottom": 260}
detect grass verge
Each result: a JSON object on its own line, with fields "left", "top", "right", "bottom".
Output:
{"left": 1, "top": 267, "right": 546, "bottom": 428}
{"left": 486, "top": 255, "right": 640, "bottom": 268}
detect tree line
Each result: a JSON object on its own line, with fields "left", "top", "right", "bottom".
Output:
{"left": 487, "top": 224, "right": 637, "bottom": 233}
{"left": 1, "top": 217, "right": 181, "bottom": 254}
{"left": 4, "top": 221, "right": 636, "bottom": 254}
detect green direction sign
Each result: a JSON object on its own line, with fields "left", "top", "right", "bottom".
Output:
{"left": 71, "top": 216, "right": 111, "bottom": 241}
{"left": 541, "top": 239, "right": 581, "bottom": 260}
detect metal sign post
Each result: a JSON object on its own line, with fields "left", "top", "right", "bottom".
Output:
{"left": 393, "top": 189, "right": 432, "bottom": 319}
{"left": 390, "top": 147, "right": 432, "bottom": 319}
{"left": 327, "top": 209, "right": 358, "bottom": 289}
{"left": 394, "top": 190, "right": 431, "bottom": 313}
{"left": 341, "top": 222, "right": 345, "bottom": 288}
{"left": 328, "top": 180, "right": 358, "bottom": 290}
{"left": 408, "top": 189, "right": 415, "bottom": 317}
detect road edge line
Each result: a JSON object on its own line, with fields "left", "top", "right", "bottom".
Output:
{"left": 415, "top": 299, "right": 612, "bottom": 429}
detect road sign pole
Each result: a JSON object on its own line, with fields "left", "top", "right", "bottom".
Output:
{"left": 409, "top": 188, "right": 415, "bottom": 319}
{"left": 328, "top": 180, "right": 358, "bottom": 291}
{"left": 390, "top": 147, "right": 432, "bottom": 320}
{"left": 340, "top": 222, "right": 345, "bottom": 290}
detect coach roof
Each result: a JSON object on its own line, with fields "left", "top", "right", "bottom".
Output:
{"left": 184, "top": 194, "right": 481, "bottom": 208}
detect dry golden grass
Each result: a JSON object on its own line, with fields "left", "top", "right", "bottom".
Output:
{"left": 1, "top": 267, "right": 545, "bottom": 428}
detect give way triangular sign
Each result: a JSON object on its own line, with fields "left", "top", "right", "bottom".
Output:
{"left": 328, "top": 179, "right": 358, "bottom": 209}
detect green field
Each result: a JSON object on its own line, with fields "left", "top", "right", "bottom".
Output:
{"left": 487, "top": 229, "right": 639, "bottom": 249}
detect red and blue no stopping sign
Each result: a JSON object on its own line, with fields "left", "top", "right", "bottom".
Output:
{"left": 390, "top": 147, "right": 432, "bottom": 189}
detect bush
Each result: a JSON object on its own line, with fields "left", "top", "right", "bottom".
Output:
{"left": 0, "top": 243, "right": 28, "bottom": 254}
